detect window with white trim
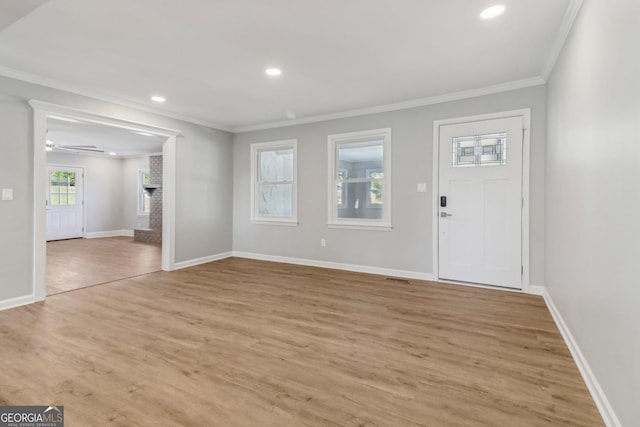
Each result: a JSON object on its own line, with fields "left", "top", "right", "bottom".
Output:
{"left": 138, "top": 170, "right": 151, "bottom": 215}
{"left": 328, "top": 128, "right": 391, "bottom": 229}
{"left": 250, "top": 139, "right": 298, "bottom": 224}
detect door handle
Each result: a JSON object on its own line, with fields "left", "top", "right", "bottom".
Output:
{"left": 440, "top": 212, "right": 453, "bottom": 218}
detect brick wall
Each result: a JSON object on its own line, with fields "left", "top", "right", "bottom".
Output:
{"left": 134, "top": 155, "right": 162, "bottom": 244}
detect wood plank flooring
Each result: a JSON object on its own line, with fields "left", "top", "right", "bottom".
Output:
{"left": 46, "top": 236, "right": 161, "bottom": 295}
{"left": 1, "top": 258, "right": 603, "bottom": 426}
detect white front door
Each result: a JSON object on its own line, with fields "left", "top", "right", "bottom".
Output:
{"left": 438, "top": 116, "right": 523, "bottom": 289}
{"left": 46, "top": 166, "right": 84, "bottom": 241}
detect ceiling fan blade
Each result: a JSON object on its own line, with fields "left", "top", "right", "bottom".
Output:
{"left": 69, "top": 147, "right": 105, "bottom": 153}
{"left": 62, "top": 145, "right": 99, "bottom": 149}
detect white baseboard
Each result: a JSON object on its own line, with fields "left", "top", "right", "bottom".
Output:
{"left": 0, "top": 294, "right": 35, "bottom": 312}
{"left": 528, "top": 285, "right": 545, "bottom": 296}
{"left": 542, "top": 288, "right": 621, "bottom": 427}
{"left": 173, "top": 251, "right": 234, "bottom": 270}
{"left": 232, "top": 251, "right": 435, "bottom": 281}
{"left": 85, "top": 229, "right": 134, "bottom": 239}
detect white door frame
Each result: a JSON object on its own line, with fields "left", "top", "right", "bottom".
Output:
{"left": 30, "top": 100, "right": 182, "bottom": 302}
{"left": 432, "top": 108, "right": 531, "bottom": 293}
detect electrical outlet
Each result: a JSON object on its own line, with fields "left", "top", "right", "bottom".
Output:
{"left": 416, "top": 183, "right": 427, "bottom": 193}
{"left": 321, "top": 238, "right": 326, "bottom": 247}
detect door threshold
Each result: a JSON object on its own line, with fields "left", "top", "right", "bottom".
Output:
{"left": 436, "top": 278, "right": 524, "bottom": 294}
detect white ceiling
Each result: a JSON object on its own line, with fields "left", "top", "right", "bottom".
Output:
{"left": 0, "top": 0, "right": 46, "bottom": 31}
{"left": 0, "top": 0, "right": 572, "bottom": 131}
{"left": 47, "top": 117, "right": 165, "bottom": 157}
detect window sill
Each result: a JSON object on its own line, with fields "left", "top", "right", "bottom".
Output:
{"left": 327, "top": 223, "right": 392, "bottom": 231}
{"left": 137, "top": 213, "right": 149, "bottom": 217}
{"left": 251, "top": 219, "right": 299, "bottom": 227}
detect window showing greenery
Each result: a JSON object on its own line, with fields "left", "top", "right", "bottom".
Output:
{"left": 138, "top": 170, "right": 151, "bottom": 215}
{"left": 49, "top": 171, "right": 76, "bottom": 206}
{"left": 336, "top": 169, "right": 348, "bottom": 207}
{"left": 366, "top": 169, "right": 383, "bottom": 207}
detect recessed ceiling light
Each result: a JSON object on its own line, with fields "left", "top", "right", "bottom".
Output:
{"left": 109, "top": 152, "right": 117, "bottom": 156}
{"left": 45, "top": 146, "right": 53, "bottom": 152}
{"left": 265, "top": 68, "right": 282, "bottom": 77}
{"left": 136, "top": 131, "right": 155, "bottom": 137}
{"left": 480, "top": 5, "right": 505, "bottom": 19}
{"left": 151, "top": 95, "right": 166, "bottom": 103}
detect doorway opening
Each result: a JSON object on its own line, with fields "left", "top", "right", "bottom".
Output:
{"left": 29, "top": 100, "right": 180, "bottom": 301}
{"left": 45, "top": 117, "right": 168, "bottom": 295}
{"left": 432, "top": 109, "right": 531, "bottom": 292}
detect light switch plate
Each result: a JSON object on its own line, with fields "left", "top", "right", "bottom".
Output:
{"left": 2, "top": 188, "right": 13, "bottom": 201}
{"left": 416, "top": 183, "right": 427, "bottom": 193}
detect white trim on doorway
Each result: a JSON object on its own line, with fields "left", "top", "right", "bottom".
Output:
{"left": 30, "top": 100, "right": 182, "bottom": 302}
{"left": 431, "top": 109, "right": 532, "bottom": 293}
{"left": 0, "top": 294, "right": 35, "bottom": 312}
{"left": 85, "top": 230, "right": 134, "bottom": 239}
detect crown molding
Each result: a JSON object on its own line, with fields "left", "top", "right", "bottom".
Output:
{"left": 0, "top": 65, "right": 233, "bottom": 132}
{"left": 541, "top": 0, "right": 584, "bottom": 82}
{"left": 232, "top": 76, "right": 545, "bottom": 133}
{"left": 2, "top": 64, "right": 555, "bottom": 135}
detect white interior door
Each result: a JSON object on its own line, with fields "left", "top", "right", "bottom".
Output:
{"left": 438, "top": 116, "right": 523, "bottom": 289}
{"left": 46, "top": 166, "right": 84, "bottom": 241}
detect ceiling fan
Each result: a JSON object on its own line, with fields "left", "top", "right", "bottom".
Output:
{"left": 46, "top": 139, "right": 104, "bottom": 153}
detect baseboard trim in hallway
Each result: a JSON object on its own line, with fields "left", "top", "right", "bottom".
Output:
{"left": 0, "top": 294, "right": 35, "bottom": 312}
{"left": 543, "top": 288, "right": 621, "bottom": 427}
{"left": 232, "top": 251, "right": 436, "bottom": 281}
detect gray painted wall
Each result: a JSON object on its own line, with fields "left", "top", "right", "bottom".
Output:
{"left": 233, "top": 86, "right": 546, "bottom": 282}
{"left": 47, "top": 152, "right": 123, "bottom": 233}
{"left": 0, "top": 75, "right": 233, "bottom": 301}
{"left": 0, "top": 93, "right": 32, "bottom": 300}
{"left": 175, "top": 124, "right": 234, "bottom": 263}
{"left": 545, "top": 1, "right": 640, "bottom": 424}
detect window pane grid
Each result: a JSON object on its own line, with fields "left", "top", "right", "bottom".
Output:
{"left": 49, "top": 171, "right": 76, "bottom": 206}
{"left": 452, "top": 132, "right": 507, "bottom": 167}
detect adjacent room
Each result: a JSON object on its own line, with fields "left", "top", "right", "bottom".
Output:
{"left": 45, "top": 118, "right": 165, "bottom": 295}
{"left": 0, "top": 0, "right": 637, "bottom": 426}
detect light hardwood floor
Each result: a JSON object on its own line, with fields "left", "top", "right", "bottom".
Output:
{"left": 46, "top": 236, "right": 161, "bottom": 295}
{"left": 2, "top": 258, "right": 602, "bottom": 426}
